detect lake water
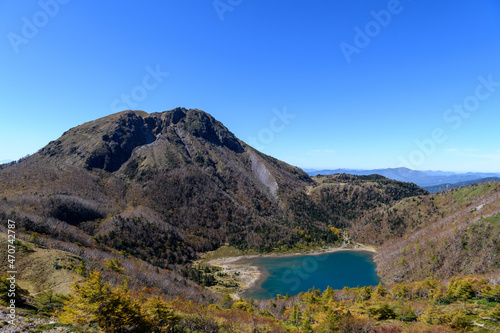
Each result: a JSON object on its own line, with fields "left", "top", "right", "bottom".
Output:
{"left": 242, "top": 250, "right": 379, "bottom": 299}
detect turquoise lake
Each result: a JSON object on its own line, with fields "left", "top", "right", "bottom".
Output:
{"left": 242, "top": 251, "right": 379, "bottom": 299}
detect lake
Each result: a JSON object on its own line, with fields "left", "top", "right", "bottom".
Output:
{"left": 242, "top": 250, "right": 379, "bottom": 299}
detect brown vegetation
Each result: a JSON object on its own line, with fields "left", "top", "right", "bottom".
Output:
{"left": 1, "top": 107, "right": 500, "bottom": 332}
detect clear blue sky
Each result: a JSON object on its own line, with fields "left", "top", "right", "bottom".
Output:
{"left": 1, "top": 1, "right": 500, "bottom": 172}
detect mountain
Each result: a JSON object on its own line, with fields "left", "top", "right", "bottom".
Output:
{"left": 307, "top": 167, "right": 500, "bottom": 187}
{"left": 305, "top": 174, "right": 428, "bottom": 228}
{"left": 2, "top": 107, "right": 500, "bottom": 308}
{"left": 1, "top": 108, "right": 360, "bottom": 301}
{"left": 424, "top": 177, "right": 500, "bottom": 193}
{"left": 307, "top": 168, "right": 438, "bottom": 185}
{"left": 1, "top": 108, "right": 325, "bottom": 259}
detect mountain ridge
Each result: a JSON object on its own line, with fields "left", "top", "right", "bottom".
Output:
{"left": 424, "top": 177, "right": 500, "bottom": 193}
{"left": 37, "top": 108, "right": 245, "bottom": 172}
{"left": 307, "top": 167, "right": 500, "bottom": 187}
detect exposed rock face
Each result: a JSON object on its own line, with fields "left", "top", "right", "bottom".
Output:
{"left": 250, "top": 153, "right": 278, "bottom": 198}
{"left": 85, "top": 112, "right": 156, "bottom": 172}
{"left": 39, "top": 108, "right": 245, "bottom": 172}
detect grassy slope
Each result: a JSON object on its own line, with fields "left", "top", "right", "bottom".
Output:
{"left": 366, "top": 181, "right": 500, "bottom": 284}
{"left": 0, "top": 233, "right": 79, "bottom": 295}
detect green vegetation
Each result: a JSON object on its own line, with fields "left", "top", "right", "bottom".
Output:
{"left": 5, "top": 272, "right": 500, "bottom": 332}
{"left": 0, "top": 274, "right": 28, "bottom": 307}
{"left": 451, "top": 182, "right": 496, "bottom": 206}
{"left": 199, "top": 245, "right": 246, "bottom": 261}
{"left": 481, "top": 213, "right": 500, "bottom": 226}
{"left": 180, "top": 265, "right": 219, "bottom": 287}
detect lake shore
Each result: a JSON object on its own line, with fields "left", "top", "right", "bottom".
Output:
{"left": 207, "top": 243, "right": 376, "bottom": 298}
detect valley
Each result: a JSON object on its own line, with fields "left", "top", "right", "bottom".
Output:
{"left": 0, "top": 108, "right": 499, "bottom": 332}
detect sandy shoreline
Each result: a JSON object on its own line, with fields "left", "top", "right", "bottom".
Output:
{"left": 207, "top": 244, "right": 376, "bottom": 298}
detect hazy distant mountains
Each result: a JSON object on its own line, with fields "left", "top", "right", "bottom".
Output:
{"left": 423, "top": 177, "right": 500, "bottom": 193}
{"left": 306, "top": 167, "right": 500, "bottom": 190}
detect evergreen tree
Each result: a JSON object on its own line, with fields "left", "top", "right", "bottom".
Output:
{"left": 322, "top": 285, "right": 335, "bottom": 301}
{"left": 290, "top": 303, "right": 302, "bottom": 326}
{"left": 487, "top": 303, "right": 500, "bottom": 320}
{"left": 59, "top": 270, "right": 147, "bottom": 332}
{"left": 219, "top": 293, "right": 233, "bottom": 309}
{"left": 142, "top": 296, "right": 180, "bottom": 332}
{"left": 302, "top": 308, "right": 313, "bottom": 332}
{"left": 374, "top": 282, "right": 388, "bottom": 298}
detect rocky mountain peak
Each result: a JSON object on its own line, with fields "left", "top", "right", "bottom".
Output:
{"left": 38, "top": 108, "right": 244, "bottom": 172}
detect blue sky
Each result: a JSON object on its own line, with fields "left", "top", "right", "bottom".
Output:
{"left": 1, "top": 1, "right": 500, "bottom": 172}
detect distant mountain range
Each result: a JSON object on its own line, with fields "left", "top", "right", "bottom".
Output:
{"left": 423, "top": 177, "right": 500, "bottom": 193}
{"left": 306, "top": 167, "right": 500, "bottom": 188}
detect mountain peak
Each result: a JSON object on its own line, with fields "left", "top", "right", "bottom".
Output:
{"left": 37, "top": 108, "right": 244, "bottom": 172}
